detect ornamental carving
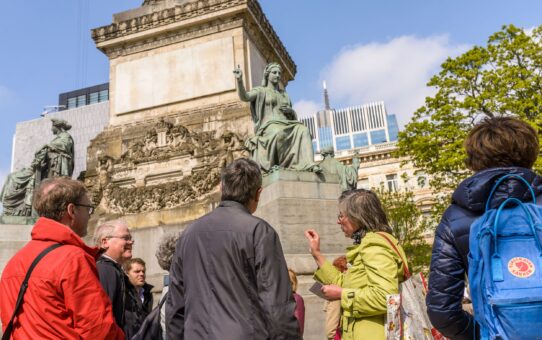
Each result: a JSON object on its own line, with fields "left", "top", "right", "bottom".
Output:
{"left": 88, "top": 118, "right": 247, "bottom": 215}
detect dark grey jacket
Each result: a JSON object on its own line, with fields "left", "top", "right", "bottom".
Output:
{"left": 97, "top": 255, "right": 127, "bottom": 331}
{"left": 166, "top": 200, "right": 301, "bottom": 340}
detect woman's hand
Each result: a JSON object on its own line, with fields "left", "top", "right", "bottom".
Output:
{"left": 321, "top": 285, "right": 343, "bottom": 301}
{"left": 304, "top": 229, "right": 321, "bottom": 255}
{"left": 305, "top": 229, "right": 326, "bottom": 268}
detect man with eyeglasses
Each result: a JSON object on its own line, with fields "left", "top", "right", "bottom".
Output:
{"left": 0, "top": 177, "right": 123, "bottom": 339}
{"left": 93, "top": 219, "right": 134, "bottom": 334}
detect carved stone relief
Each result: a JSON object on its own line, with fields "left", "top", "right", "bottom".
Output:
{"left": 87, "top": 118, "right": 247, "bottom": 215}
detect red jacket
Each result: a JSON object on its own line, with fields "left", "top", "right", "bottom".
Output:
{"left": 0, "top": 217, "right": 124, "bottom": 339}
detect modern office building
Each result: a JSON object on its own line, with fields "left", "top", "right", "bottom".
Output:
{"left": 11, "top": 84, "right": 110, "bottom": 179}
{"left": 301, "top": 101, "right": 399, "bottom": 156}
{"left": 300, "top": 84, "right": 434, "bottom": 217}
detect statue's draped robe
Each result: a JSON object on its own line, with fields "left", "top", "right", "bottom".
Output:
{"left": 244, "top": 86, "right": 317, "bottom": 172}
{"left": 0, "top": 168, "right": 34, "bottom": 216}
{"left": 45, "top": 131, "right": 75, "bottom": 178}
{"left": 319, "top": 156, "right": 359, "bottom": 192}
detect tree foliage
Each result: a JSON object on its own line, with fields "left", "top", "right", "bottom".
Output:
{"left": 397, "top": 25, "right": 542, "bottom": 196}
{"left": 376, "top": 188, "right": 432, "bottom": 274}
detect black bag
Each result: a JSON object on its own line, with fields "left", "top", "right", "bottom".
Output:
{"left": 2, "top": 243, "right": 62, "bottom": 340}
{"left": 131, "top": 291, "right": 168, "bottom": 340}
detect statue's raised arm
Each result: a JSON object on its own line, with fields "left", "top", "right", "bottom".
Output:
{"left": 233, "top": 65, "right": 257, "bottom": 103}
{"left": 237, "top": 62, "right": 320, "bottom": 173}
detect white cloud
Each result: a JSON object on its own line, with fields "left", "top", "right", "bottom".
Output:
{"left": 321, "top": 35, "right": 469, "bottom": 127}
{"left": 294, "top": 99, "right": 321, "bottom": 118}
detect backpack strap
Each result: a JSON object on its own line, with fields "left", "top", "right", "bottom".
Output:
{"left": 2, "top": 243, "right": 63, "bottom": 340}
{"left": 375, "top": 232, "right": 411, "bottom": 279}
{"left": 485, "top": 174, "right": 536, "bottom": 211}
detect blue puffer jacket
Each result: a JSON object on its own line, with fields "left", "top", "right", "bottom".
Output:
{"left": 426, "top": 167, "right": 542, "bottom": 339}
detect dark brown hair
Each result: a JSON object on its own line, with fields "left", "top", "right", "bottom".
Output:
{"left": 221, "top": 158, "right": 262, "bottom": 205}
{"left": 33, "top": 177, "right": 87, "bottom": 221}
{"left": 464, "top": 116, "right": 539, "bottom": 171}
{"left": 124, "top": 258, "right": 146, "bottom": 272}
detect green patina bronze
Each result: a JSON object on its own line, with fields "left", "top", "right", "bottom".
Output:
{"left": 234, "top": 63, "right": 320, "bottom": 173}
{"left": 1, "top": 118, "right": 74, "bottom": 217}
{"left": 318, "top": 146, "right": 360, "bottom": 192}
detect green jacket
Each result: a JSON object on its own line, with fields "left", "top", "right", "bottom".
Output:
{"left": 315, "top": 232, "right": 408, "bottom": 340}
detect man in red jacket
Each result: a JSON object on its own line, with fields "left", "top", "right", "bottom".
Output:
{"left": 0, "top": 177, "right": 124, "bottom": 339}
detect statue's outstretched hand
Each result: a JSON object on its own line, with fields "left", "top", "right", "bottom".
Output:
{"left": 233, "top": 65, "right": 243, "bottom": 80}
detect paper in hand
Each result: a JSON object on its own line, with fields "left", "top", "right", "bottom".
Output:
{"left": 309, "top": 281, "right": 327, "bottom": 299}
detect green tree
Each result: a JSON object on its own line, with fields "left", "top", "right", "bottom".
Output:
{"left": 376, "top": 187, "right": 432, "bottom": 274}
{"left": 397, "top": 25, "right": 542, "bottom": 200}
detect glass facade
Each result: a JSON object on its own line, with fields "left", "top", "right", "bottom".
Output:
{"left": 352, "top": 132, "right": 369, "bottom": 148}
{"left": 370, "top": 129, "right": 387, "bottom": 144}
{"left": 335, "top": 136, "right": 351, "bottom": 151}
{"left": 58, "top": 83, "right": 109, "bottom": 111}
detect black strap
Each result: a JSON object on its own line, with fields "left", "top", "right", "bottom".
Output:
{"left": 2, "top": 243, "right": 62, "bottom": 340}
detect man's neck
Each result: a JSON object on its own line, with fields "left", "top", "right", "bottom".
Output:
{"left": 102, "top": 253, "right": 120, "bottom": 264}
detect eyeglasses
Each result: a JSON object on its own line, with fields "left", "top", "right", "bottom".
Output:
{"left": 107, "top": 235, "right": 134, "bottom": 242}
{"left": 74, "top": 203, "right": 95, "bottom": 215}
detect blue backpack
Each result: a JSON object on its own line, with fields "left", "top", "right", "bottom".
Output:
{"left": 469, "top": 174, "right": 542, "bottom": 339}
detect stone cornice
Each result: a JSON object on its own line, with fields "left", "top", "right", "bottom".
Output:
{"left": 91, "top": 0, "right": 296, "bottom": 76}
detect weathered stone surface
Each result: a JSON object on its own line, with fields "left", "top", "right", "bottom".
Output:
{"left": 0, "top": 224, "right": 32, "bottom": 278}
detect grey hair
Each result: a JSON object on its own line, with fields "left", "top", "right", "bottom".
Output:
{"left": 220, "top": 158, "right": 262, "bottom": 205}
{"left": 338, "top": 189, "right": 392, "bottom": 238}
{"left": 93, "top": 219, "right": 130, "bottom": 246}
{"left": 155, "top": 232, "right": 182, "bottom": 271}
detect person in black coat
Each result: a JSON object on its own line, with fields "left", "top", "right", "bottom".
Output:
{"left": 123, "top": 258, "right": 154, "bottom": 339}
{"left": 94, "top": 220, "right": 134, "bottom": 333}
{"left": 426, "top": 117, "right": 542, "bottom": 339}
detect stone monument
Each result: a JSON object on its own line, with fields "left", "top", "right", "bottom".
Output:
{"left": 319, "top": 146, "right": 361, "bottom": 192}
{"left": 85, "top": 1, "right": 349, "bottom": 338}
{"left": 1, "top": 118, "right": 74, "bottom": 220}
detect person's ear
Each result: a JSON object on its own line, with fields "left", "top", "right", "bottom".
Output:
{"left": 66, "top": 203, "right": 76, "bottom": 219}
{"left": 255, "top": 187, "right": 263, "bottom": 202}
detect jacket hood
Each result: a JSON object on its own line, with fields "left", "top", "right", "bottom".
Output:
{"left": 452, "top": 167, "right": 542, "bottom": 213}
{"left": 31, "top": 217, "right": 100, "bottom": 258}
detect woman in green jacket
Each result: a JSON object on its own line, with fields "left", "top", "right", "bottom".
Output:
{"left": 305, "top": 189, "right": 409, "bottom": 340}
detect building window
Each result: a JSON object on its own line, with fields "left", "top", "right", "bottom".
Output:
{"left": 99, "top": 90, "right": 109, "bottom": 101}
{"left": 67, "top": 97, "right": 77, "bottom": 109}
{"left": 386, "top": 174, "right": 398, "bottom": 192}
{"left": 358, "top": 178, "right": 370, "bottom": 189}
{"left": 89, "top": 92, "right": 99, "bottom": 104}
{"left": 370, "top": 129, "right": 387, "bottom": 144}
{"left": 416, "top": 171, "right": 428, "bottom": 188}
{"left": 352, "top": 133, "right": 368, "bottom": 148}
{"left": 76, "top": 95, "right": 86, "bottom": 107}
{"left": 335, "top": 136, "right": 351, "bottom": 151}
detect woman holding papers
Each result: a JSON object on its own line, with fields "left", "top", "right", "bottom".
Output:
{"left": 305, "top": 189, "right": 409, "bottom": 340}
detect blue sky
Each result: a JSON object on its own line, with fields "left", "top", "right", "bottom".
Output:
{"left": 1, "top": 0, "right": 541, "bottom": 180}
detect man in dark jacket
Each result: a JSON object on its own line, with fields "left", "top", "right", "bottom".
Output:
{"left": 94, "top": 220, "right": 134, "bottom": 333}
{"left": 426, "top": 117, "right": 542, "bottom": 339}
{"left": 124, "top": 257, "right": 154, "bottom": 338}
{"left": 166, "top": 158, "right": 301, "bottom": 339}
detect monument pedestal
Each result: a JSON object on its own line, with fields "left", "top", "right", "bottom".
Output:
{"left": 255, "top": 170, "right": 350, "bottom": 340}
{"left": 0, "top": 224, "right": 32, "bottom": 277}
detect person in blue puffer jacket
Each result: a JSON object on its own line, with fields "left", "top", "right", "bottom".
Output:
{"left": 426, "top": 116, "right": 542, "bottom": 339}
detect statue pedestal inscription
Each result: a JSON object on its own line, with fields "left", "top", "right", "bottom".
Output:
{"left": 255, "top": 170, "right": 350, "bottom": 340}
